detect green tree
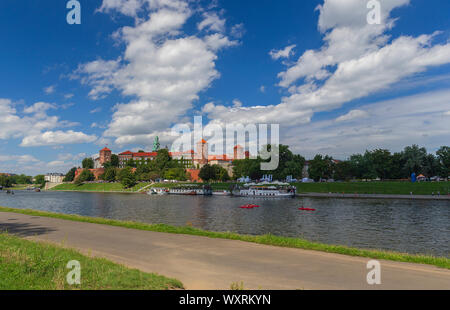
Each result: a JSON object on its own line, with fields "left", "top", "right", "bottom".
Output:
{"left": 199, "top": 164, "right": 215, "bottom": 182}
{"left": 154, "top": 149, "right": 171, "bottom": 173}
{"left": 402, "top": 145, "right": 427, "bottom": 175}
{"left": 77, "top": 170, "right": 95, "bottom": 182}
{"left": 34, "top": 175, "right": 45, "bottom": 185}
{"left": 110, "top": 154, "right": 120, "bottom": 168}
{"left": 333, "top": 161, "right": 353, "bottom": 181}
{"left": 164, "top": 168, "right": 187, "bottom": 181}
{"left": 0, "top": 175, "right": 12, "bottom": 188}
{"left": 63, "top": 167, "right": 77, "bottom": 182}
{"left": 422, "top": 153, "right": 441, "bottom": 177}
{"left": 260, "top": 144, "right": 305, "bottom": 180}
{"left": 82, "top": 158, "right": 94, "bottom": 169}
{"left": 232, "top": 158, "right": 262, "bottom": 180}
{"left": 389, "top": 152, "right": 407, "bottom": 179}
{"left": 436, "top": 146, "right": 450, "bottom": 177}
{"left": 103, "top": 167, "right": 117, "bottom": 182}
{"left": 308, "top": 155, "right": 334, "bottom": 182}
{"left": 367, "top": 149, "right": 392, "bottom": 180}
{"left": 118, "top": 167, "right": 136, "bottom": 188}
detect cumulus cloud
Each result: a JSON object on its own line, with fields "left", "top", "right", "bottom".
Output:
{"left": 197, "top": 12, "right": 226, "bottom": 33}
{"left": 269, "top": 44, "right": 296, "bottom": 60}
{"left": 0, "top": 98, "right": 96, "bottom": 147}
{"left": 0, "top": 154, "right": 40, "bottom": 164}
{"left": 75, "top": 0, "right": 238, "bottom": 147}
{"left": 20, "top": 130, "right": 97, "bottom": 147}
{"left": 202, "top": 0, "right": 450, "bottom": 132}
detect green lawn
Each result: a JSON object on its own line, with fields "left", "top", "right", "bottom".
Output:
{"left": 50, "top": 182, "right": 151, "bottom": 192}
{"left": 1, "top": 207, "right": 448, "bottom": 270}
{"left": 0, "top": 233, "right": 183, "bottom": 290}
{"left": 295, "top": 181, "right": 450, "bottom": 196}
{"left": 50, "top": 181, "right": 450, "bottom": 196}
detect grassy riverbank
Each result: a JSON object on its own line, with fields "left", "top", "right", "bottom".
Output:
{"left": 48, "top": 181, "right": 450, "bottom": 196}
{"left": 0, "top": 233, "right": 183, "bottom": 290}
{"left": 0, "top": 207, "right": 448, "bottom": 270}
{"left": 296, "top": 181, "right": 450, "bottom": 196}
{"left": 50, "top": 182, "right": 151, "bottom": 192}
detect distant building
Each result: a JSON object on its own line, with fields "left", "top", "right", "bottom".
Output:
{"left": 195, "top": 139, "right": 209, "bottom": 165}
{"left": 45, "top": 173, "right": 65, "bottom": 183}
{"left": 118, "top": 151, "right": 158, "bottom": 168}
{"left": 94, "top": 147, "right": 112, "bottom": 168}
{"left": 234, "top": 145, "right": 245, "bottom": 160}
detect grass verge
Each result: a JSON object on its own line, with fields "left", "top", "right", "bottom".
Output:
{"left": 50, "top": 182, "right": 151, "bottom": 192}
{"left": 0, "top": 233, "right": 183, "bottom": 290}
{"left": 1, "top": 206, "right": 448, "bottom": 270}
{"left": 295, "top": 181, "right": 450, "bottom": 196}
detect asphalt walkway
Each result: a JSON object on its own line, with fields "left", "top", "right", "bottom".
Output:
{"left": 0, "top": 212, "right": 448, "bottom": 290}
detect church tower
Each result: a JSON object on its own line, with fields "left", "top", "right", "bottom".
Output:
{"left": 196, "top": 139, "right": 208, "bottom": 165}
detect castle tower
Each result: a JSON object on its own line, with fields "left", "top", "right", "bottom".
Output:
{"left": 99, "top": 147, "right": 112, "bottom": 166}
{"left": 196, "top": 139, "right": 208, "bottom": 165}
{"left": 234, "top": 145, "right": 244, "bottom": 160}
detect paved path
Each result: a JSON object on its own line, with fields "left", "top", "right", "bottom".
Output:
{"left": 0, "top": 212, "right": 449, "bottom": 290}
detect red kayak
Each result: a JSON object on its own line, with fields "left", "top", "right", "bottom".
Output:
{"left": 240, "top": 204, "right": 260, "bottom": 209}
{"left": 298, "top": 207, "right": 316, "bottom": 211}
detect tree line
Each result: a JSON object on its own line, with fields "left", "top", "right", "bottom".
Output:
{"left": 232, "top": 144, "right": 449, "bottom": 182}
{"left": 63, "top": 144, "right": 449, "bottom": 186}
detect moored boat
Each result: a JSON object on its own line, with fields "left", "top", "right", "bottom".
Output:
{"left": 212, "top": 190, "right": 231, "bottom": 196}
{"left": 148, "top": 188, "right": 169, "bottom": 195}
{"left": 232, "top": 184, "right": 296, "bottom": 198}
{"left": 169, "top": 185, "right": 212, "bottom": 196}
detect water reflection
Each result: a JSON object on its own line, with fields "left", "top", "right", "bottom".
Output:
{"left": 0, "top": 190, "right": 448, "bottom": 257}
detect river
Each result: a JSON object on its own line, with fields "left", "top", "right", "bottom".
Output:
{"left": 0, "top": 190, "right": 448, "bottom": 257}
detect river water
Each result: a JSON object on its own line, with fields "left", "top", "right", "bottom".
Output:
{"left": 0, "top": 190, "right": 448, "bottom": 257}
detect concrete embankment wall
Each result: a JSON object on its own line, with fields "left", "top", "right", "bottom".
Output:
{"left": 297, "top": 193, "right": 450, "bottom": 200}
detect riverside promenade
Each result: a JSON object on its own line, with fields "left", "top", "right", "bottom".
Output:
{"left": 1, "top": 211, "right": 449, "bottom": 290}
{"left": 297, "top": 193, "right": 450, "bottom": 200}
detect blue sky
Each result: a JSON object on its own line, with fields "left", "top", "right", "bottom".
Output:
{"left": 0, "top": 0, "right": 449, "bottom": 175}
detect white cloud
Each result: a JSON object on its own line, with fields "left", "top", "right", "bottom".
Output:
{"left": 269, "top": 44, "right": 296, "bottom": 60}
{"left": 197, "top": 12, "right": 225, "bottom": 33}
{"left": 202, "top": 0, "right": 450, "bottom": 131}
{"left": 20, "top": 131, "right": 97, "bottom": 147}
{"left": 57, "top": 153, "right": 87, "bottom": 161}
{"left": 23, "top": 102, "right": 56, "bottom": 114}
{"left": 75, "top": 0, "right": 237, "bottom": 147}
{"left": 0, "top": 154, "right": 40, "bottom": 164}
{"left": 90, "top": 107, "right": 102, "bottom": 114}
{"left": 260, "top": 85, "right": 266, "bottom": 93}
{"left": 335, "top": 110, "right": 369, "bottom": 122}
{"left": 283, "top": 89, "right": 450, "bottom": 159}
{"left": 64, "top": 93, "right": 74, "bottom": 99}
{"left": 230, "top": 23, "right": 245, "bottom": 38}
{"left": 44, "top": 85, "right": 56, "bottom": 94}
{"left": 444, "top": 111, "right": 450, "bottom": 116}
{"left": 0, "top": 98, "right": 96, "bottom": 147}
